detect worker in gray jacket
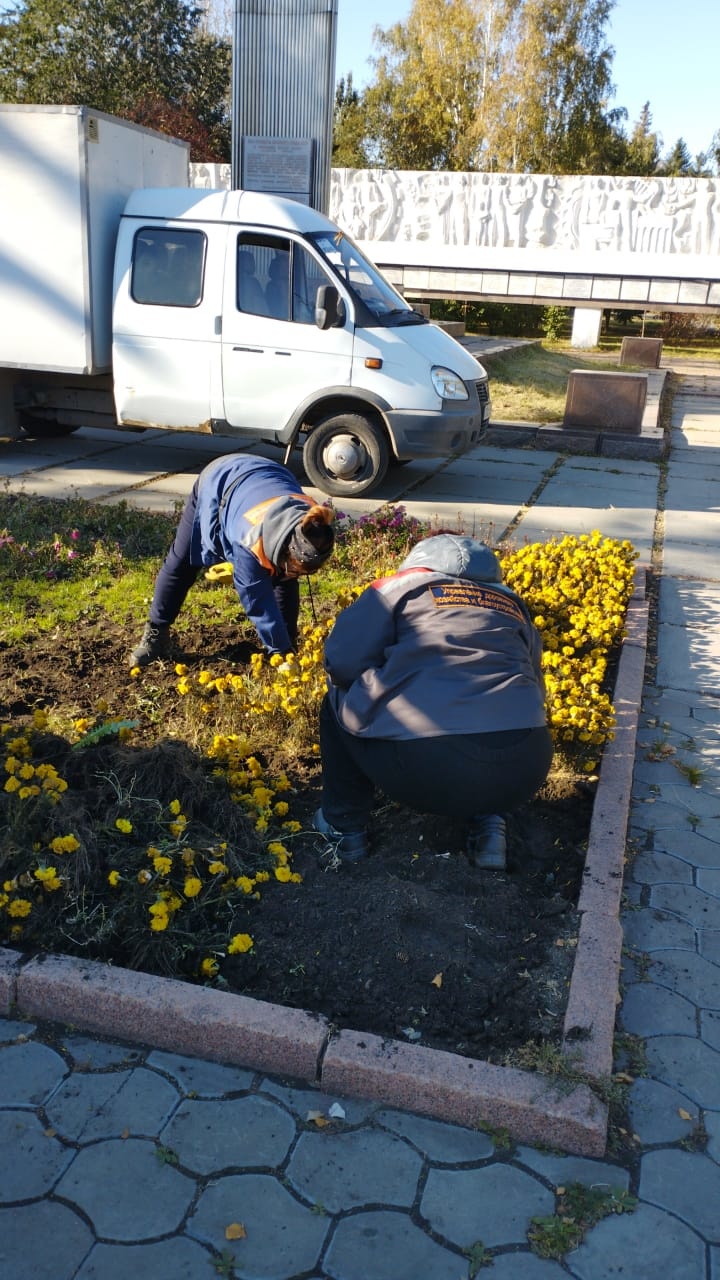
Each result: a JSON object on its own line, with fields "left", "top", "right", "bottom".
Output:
{"left": 313, "top": 533, "right": 553, "bottom": 869}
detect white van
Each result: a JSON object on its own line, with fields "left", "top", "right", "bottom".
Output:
{"left": 113, "top": 188, "right": 491, "bottom": 496}
{"left": 1, "top": 106, "right": 490, "bottom": 498}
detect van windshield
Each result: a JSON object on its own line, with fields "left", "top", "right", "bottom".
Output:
{"left": 308, "top": 231, "right": 427, "bottom": 326}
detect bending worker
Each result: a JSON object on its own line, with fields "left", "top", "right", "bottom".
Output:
{"left": 129, "top": 453, "right": 335, "bottom": 668}
{"left": 314, "top": 533, "right": 553, "bottom": 870}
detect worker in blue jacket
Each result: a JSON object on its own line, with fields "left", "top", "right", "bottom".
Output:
{"left": 129, "top": 454, "right": 335, "bottom": 667}
{"left": 313, "top": 533, "right": 553, "bottom": 870}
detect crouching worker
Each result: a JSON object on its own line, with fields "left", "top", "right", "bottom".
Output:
{"left": 129, "top": 454, "right": 335, "bottom": 668}
{"left": 314, "top": 534, "right": 553, "bottom": 870}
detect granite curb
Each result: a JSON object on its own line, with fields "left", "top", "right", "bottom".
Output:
{"left": 0, "top": 565, "right": 649, "bottom": 1158}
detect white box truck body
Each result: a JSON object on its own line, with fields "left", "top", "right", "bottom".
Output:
{"left": 1, "top": 105, "right": 491, "bottom": 497}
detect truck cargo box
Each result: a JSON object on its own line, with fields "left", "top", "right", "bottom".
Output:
{"left": 0, "top": 105, "right": 189, "bottom": 375}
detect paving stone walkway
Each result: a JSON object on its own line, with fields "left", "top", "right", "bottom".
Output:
{"left": 1, "top": 359, "right": 719, "bottom": 1278}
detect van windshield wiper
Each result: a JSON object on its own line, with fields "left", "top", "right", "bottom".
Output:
{"left": 381, "top": 308, "right": 429, "bottom": 326}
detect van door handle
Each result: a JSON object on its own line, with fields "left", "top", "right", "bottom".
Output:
{"left": 274, "top": 351, "right": 291, "bottom": 356}
{"left": 232, "top": 346, "right": 263, "bottom": 353}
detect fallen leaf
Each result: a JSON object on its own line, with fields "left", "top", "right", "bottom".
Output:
{"left": 306, "top": 1110, "right": 330, "bottom": 1127}
{"left": 556, "top": 1185, "right": 566, "bottom": 1196}
{"left": 44, "top": 1127, "right": 56, "bottom": 1138}
{"left": 120, "top": 1128, "right": 130, "bottom": 1140}
{"left": 328, "top": 1103, "right": 346, "bottom": 1119}
{"left": 678, "top": 1107, "right": 693, "bottom": 1121}
{"left": 225, "top": 1223, "right": 247, "bottom": 1240}
{"left": 614, "top": 1072, "right": 634, "bottom": 1084}
{"left": 431, "top": 972, "right": 443, "bottom": 988}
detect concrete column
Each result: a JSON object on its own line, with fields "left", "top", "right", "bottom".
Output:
{"left": 571, "top": 307, "right": 604, "bottom": 348}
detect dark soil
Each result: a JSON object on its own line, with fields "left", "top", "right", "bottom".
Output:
{"left": 0, "top": 617, "right": 595, "bottom": 1064}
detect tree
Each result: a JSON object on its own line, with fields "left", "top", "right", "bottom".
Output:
{"left": 482, "top": 0, "right": 626, "bottom": 173}
{"left": 622, "top": 102, "right": 661, "bottom": 176}
{"left": 362, "top": 0, "right": 500, "bottom": 170}
{"left": 332, "top": 74, "right": 370, "bottom": 168}
{"left": 0, "top": 0, "right": 231, "bottom": 159}
{"left": 358, "top": 0, "right": 629, "bottom": 175}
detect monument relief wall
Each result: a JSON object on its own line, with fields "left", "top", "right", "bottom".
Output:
{"left": 327, "top": 169, "right": 720, "bottom": 259}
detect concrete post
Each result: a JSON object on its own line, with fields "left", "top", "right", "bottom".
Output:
{"left": 571, "top": 308, "right": 604, "bottom": 348}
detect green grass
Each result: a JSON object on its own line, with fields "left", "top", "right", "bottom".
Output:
{"left": 480, "top": 333, "right": 720, "bottom": 424}
{"left": 481, "top": 344, "right": 621, "bottom": 423}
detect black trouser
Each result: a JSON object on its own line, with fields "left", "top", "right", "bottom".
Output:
{"left": 319, "top": 696, "right": 554, "bottom": 831}
{"left": 148, "top": 477, "right": 300, "bottom": 643}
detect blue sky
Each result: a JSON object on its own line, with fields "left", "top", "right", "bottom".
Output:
{"left": 336, "top": 0, "right": 720, "bottom": 160}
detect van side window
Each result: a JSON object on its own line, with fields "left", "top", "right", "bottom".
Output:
{"left": 132, "top": 229, "right": 205, "bottom": 307}
{"left": 236, "top": 233, "right": 334, "bottom": 324}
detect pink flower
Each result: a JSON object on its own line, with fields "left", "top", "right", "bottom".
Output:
{"left": 70, "top": 529, "right": 80, "bottom": 541}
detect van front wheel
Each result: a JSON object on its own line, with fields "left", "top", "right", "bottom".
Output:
{"left": 303, "top": 413, "right": 390, "bottom": 497}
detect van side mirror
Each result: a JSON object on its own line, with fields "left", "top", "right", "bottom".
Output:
{"left": 315, "top": 285, "right": 345, "bottom": 330}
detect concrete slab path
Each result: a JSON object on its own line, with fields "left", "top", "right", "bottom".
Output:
{"left": 1, "top": 357, "right": 719, "bottom": 1278}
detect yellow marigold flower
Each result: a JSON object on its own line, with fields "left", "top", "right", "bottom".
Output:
{"left": 235, "top": 875, "right": 255, "bottom": 894}
{"left": 74, "top": 718, "right": 92, "bottom": 735}
{"left": 177, "top": 677, "right": 192, "bottom": 695}
{"left": 169, "top": 799, "right": 182, "bottom": 815}
{"left": 4, "top": 776, "right": 20, "bottom": 793}
{"left": 32, "top": 708, "right": 49, "bottom": 730}
{"left": 198, "top": 670, "right": 212, "bottom": 686}
{"left": 208, "top": 861, "right": 228, "bottom": 876}
{"left": 181, "top": 849, "right": 195, "bottom": 866}
{"left": 7, "top": 899, "right": 32, "bottom": 918}
{"left": 255, "top": 871, "right": 270, "bottom": 883}
{"left": 0, "top": 893, "right": 7, "bottom": 909}
{"left": 153, "top": 856, "right": 173, "bottom": 876}
{"left": 290, "top": 872, "right": 302, "bottom": 884}
{"left": 34, "top": 865, "right": 58, "bottom": 882}
{"left": 282, "top": 820, "right": 302, "bottom": 833}
{"left": 18, "top": 763, "right": 35, "bottom": 780}
{"left": 108, "top": 870, "right": 121, "bottom": 887}
{"left": 184, "top": 876, "right": 202, "bottom": 898}
{"left": 267, "top": 841, "right": 288, "bottom": 857}
{"left": 227, "top": 933, "right": 254, "bottom": 954}
{"left": 19, "top": 785, "right": 40, "bottom": 799}
{"left": 150, "top": 914, "right": 169, "bottom": 931}
{"left": 115, "top": 818, "right": 133, "bottom": 834}
{"left": 274, "top": 865, "right": 292, "bottom": 882}
{"left": 200, "top": 957, "right": 219, "bottom": 978}
{"left": 175, "top": 663, "right": 189, "bottom": 676}
{"left": 130, "top": 666, "right": 141, "bottom": 678}
{"left": 50, "top": 834, "right": 80, "bottom": 855}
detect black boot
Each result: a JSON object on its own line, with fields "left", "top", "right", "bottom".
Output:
{"left": 129, "top": 622, "right": 170, "bottom": 668}
{"left": 467, "top": 814, "right": 507, "bottom": 870}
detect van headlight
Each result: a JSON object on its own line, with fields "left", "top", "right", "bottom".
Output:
{"left": 431, "top": 366, "right": 468, "bottom": 400}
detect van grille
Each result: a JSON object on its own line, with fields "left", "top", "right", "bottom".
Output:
{"left": 475, "top": 379, "right": 490, "bottom": 404}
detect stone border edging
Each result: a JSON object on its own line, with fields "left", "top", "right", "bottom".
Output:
{"left": 0, "top": 567, "right": 648, "bottom": 1157}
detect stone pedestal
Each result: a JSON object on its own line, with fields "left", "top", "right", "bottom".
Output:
{"left": 564, "top": 370, "right": 647, "bottom": 434}
{"left": 619, "top": 337, "right": 663, "bottom": 367}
